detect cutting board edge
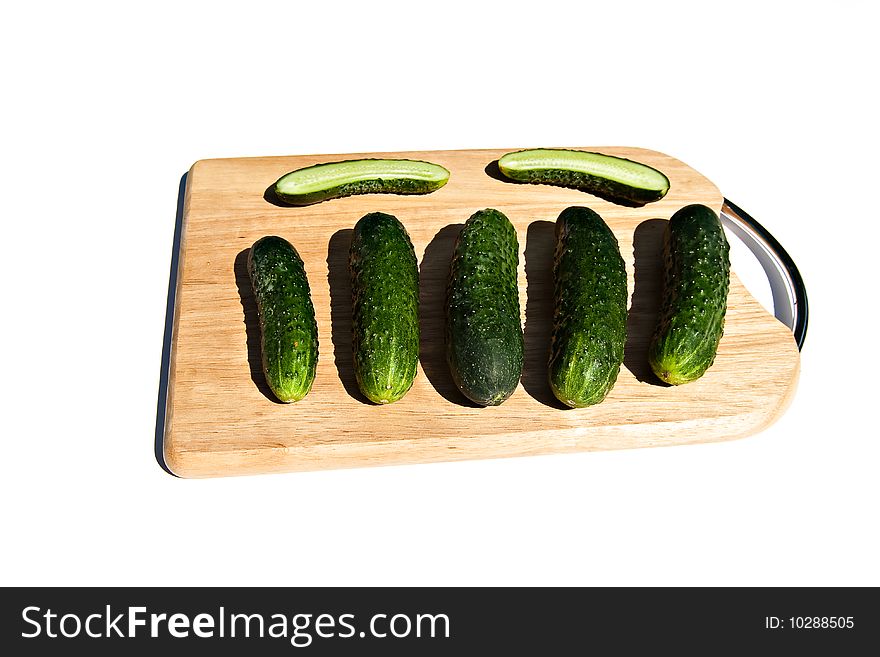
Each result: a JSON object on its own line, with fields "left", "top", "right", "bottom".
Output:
{"left": 160, "top": 162, "right": 198, "bottom": 475}
{"left": 163, "top": 396, "right": 798, "bottom": 479}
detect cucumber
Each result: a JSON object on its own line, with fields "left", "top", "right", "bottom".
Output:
{"left": 349, "top": 212, "right": 420, "bottom": 404}
{"left": 497, "top": 148, "right": 670, "bottom": 207}
{"left": 648, "top": 204, "right": 730, "bottom": 385}
{"left": 273, "top": 159, "right": 450, "bottom": 205}
{"left": 549, "top": 207, "right": 628, "bottom": 407}
{"left": 247, "top": 236, "right": 318, "bottom": 402}
{"left": 446, "top": 208, "right": 523, "bottom": 406}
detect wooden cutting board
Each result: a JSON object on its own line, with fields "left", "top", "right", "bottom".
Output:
{"left": 161, "top": 147, "right": 800, "bottom": 478}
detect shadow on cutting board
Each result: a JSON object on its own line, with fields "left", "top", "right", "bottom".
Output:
{"left": 522, "top": 220, "right": 569, "bottom": 409}
{"left": 233, "top": 250, "right": 287, "bottom": 404}
{"left": 484, "top": 159, "right": 522, "bottom": 184}
{"left": 263, "top": 182, "right": 294, "bottom": 208}
{"left": 419, "top": 224, "right": 481, "bottom": 407}
{"left": 154, "top": 173, "right": 187, "bottom": 476}
{"left": 624, "top": 218, "right": 670, "bottom": 385}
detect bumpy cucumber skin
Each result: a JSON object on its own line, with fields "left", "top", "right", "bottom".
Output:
{"left": 648, "top": 204, "right": 730, "bottom": 385}
{"left": 274, "top": 159, "right": 450, "bottom": 206}
{"left": 349, "top": 212, "right": 420, "bottom": 404}
{"left": 247, "top": 236, "right": 318, "bottom": 402}
{"left": 549, "top": 207, "right": 628, "bottom": 407}
{"left": 498, "top": 149, "right": 670, "bottom": 207}
{"left": 446, "top": 209, "right": 523, "bottom": 406}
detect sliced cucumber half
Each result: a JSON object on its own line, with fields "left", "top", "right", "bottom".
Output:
{"left": 497, "top": 148, "right": 670, "bottom": 206}
{"left": 273, "top": 158, "right": 450, "bottom": 206}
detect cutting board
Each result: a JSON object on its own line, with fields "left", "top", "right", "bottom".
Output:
{"left": 160, "top": 147, "right": 800, "bottom": 478}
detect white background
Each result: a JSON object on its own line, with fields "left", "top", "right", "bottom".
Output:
{"left": 2, "top": 1, "right": 878, "bottom": 586}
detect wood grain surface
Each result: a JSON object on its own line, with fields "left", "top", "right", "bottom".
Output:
{"left": 161, "top": 147, "right": 800, "bottom": 478}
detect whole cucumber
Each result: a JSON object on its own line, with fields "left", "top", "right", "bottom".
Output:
{"left": 349, "top": 212, "right": 420, "bottom": 404}
{"left": 549, "top": 206, "right": 628, "bottom": 407}
{"left": 446, "top": 208, "right": 523, "bottom": 406}
{"left": 247, "top": 236, "right": 318, "bottom": 402}
{"left": 649, "top": 204, "right": 730, "bottom": 385}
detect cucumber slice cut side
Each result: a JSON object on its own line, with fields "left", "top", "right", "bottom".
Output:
{"left": 497, "top": 148, "right": 670, "bottom": 207}
{"left": 273, "top": 159, "right": 450, "bottom": 206}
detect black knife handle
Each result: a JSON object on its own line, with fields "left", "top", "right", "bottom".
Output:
{"left": 720, "top": 199, "right": 808, "bottom": 350}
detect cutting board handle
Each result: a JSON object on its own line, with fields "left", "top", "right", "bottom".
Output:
{"left": 721, "top": 199, "right": 809, "bottom": 350}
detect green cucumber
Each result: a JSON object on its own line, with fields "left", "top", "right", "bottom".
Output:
{"left": 349, "top": 212, "right": 420, "bottom": 404}
{"left": 247, "top": 236, "right": 318, "bottom": 402}
{"left": 549, "top": 207, "right": 628, "bottom": 407}
{"left": 648, "top": 204, "right": 730, "bottom": 385}
{"left": 273, "top": 158, "right": 450, "bottom": 205}
{"left": 446, "top": 208, "right": 523, "bottom": 406}
{"left": 497, "top": 148, "right": 670, "bottom": 207}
